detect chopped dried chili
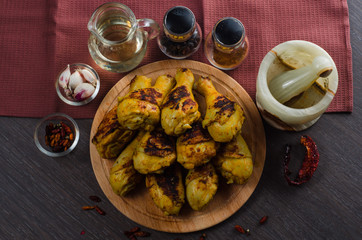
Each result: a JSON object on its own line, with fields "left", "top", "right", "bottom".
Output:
{"left": 80, "top": 230, "right": 85, "bottom": 235}
{"left": 235, "top": 225, "right": 246, "bottom": 234}
{"left": 199, "top": 233, "right": 207, "bottom": 240}
{"left": 95, "top": 205, "right": 106, "bottom": 215}
{"left": 82, "top": 205, "right": 95, "bottom": 210}
{"left": 124, "top": 227, "right": 151, "bottom": 240}
{"left": 129, "top": 227, "right": 140, "bottom": 233}
{"left": 89, "top": 195, "right": 102, "bottom": 202}
{"left": 134, "top": 231, "right": 151, "bottom": 237}
{"left": 126, "top": 234, "right": 137, "bottom": 240}
{"left": 45, "top": 122, "right": 73, "bottom": 152}
{"left": 283, "top": 135, "right": 319, "bottom": 185}
{"left": 259, "top": 215, "right": 268, "bottom": 224}
{"left": 124, "top": 231, "right": 134, "bottom": 238}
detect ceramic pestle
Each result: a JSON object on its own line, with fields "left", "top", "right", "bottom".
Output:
{"left": 268, "top": 56, "right": 333, "bottom": 104}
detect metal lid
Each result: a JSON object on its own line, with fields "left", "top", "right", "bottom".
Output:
{"left": 163, "top": 6, "right": 195, "bottom": 40}
{"left": 213, "top": 17, "right": 245, "bottom": 47}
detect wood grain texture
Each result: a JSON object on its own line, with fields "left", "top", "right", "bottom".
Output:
{"left": 89, "top": 60, "right": 266, "bottom": 232}
{"left": 0, "top": 1, "right": 360, "bottom": 239}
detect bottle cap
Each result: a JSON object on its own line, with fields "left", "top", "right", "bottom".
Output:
{"left": 164, "top": 6, "right": 195, "bottom": 41}
{"left": 213, "top": 17, "right": 245, "bottom": 47}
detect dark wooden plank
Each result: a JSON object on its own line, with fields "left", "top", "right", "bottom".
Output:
{"left": 0, "top": 0, "right": 361, "bottom": 239}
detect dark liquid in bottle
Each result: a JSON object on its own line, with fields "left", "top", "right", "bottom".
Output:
{"left": 215, "top": 18, "right": 243, "bottom": 45}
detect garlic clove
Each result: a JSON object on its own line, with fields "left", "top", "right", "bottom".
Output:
{"left": 59, "top": 64, "right": 71, "bottom": 89}
{"left": 69, "top": 70, "right": 84, "bottom": 90}
{"left": 64, "top": 88, "right": 73, "bottom": 99}
{"left": 73, "top": 82, "right": 95, "bottom": 101}
{"left": 77, "top": 68, "right": 97, "bottom": 87}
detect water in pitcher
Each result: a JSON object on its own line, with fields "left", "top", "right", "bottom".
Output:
{"left": 88, "top": 3, "right": 159, "bottom": 73}
{"left": 88, "top": 18, "right": 148, "bottom": 73}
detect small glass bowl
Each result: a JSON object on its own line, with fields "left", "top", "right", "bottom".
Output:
{"left": 34, "top": 113, "right": 80, "bottom": 157}
{"left": 55, "top": 63, "right": 100, "bottom": 106}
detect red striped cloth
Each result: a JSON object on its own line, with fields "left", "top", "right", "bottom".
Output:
{"left": 0, "top": 0, "right": 353, "bottom": 118}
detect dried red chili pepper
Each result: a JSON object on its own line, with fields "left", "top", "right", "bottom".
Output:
{"left": 82, "top": 205, "right": 95, "bottom": 210}
{"left": 284, "top": 135, "right": 319, "bottom": 185}
{"left": 45, "top": 121, "right": 73, "bottom": 152}
{"left": 199, "top": 233, "right": 207, "bottom": 240}
{"left": 235, "top": 225, "right": 246, "bottom": 234}
{"left": 95, "top": 205, "right": 106, "bottom": 215}
{"left": 124, "top": 227, "right": 151, "bottom": 240}
{"left": 125, "top": 234, "right": 137, "bottom": 240}
{"left": 89, "top": 195, "right": 102, "bottom": 202}
{"left": 134, "top": 231, "right": 151, "bottom": 237}
{"left": 124, "top": 231, "right": 133, "bottom": 238}
{"left": 129, "top": 227, "right": 140, "bottom": 233}
{"left": 259, "top": 215, "right": 268, "bottom": 224}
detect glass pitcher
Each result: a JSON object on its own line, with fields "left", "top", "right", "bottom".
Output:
{"left": 88, "top": 2, "right": 160, "bottom": 73}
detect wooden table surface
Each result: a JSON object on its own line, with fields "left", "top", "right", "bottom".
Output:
{"left": 1, "top": 1, "right": 361, "bottom": 239}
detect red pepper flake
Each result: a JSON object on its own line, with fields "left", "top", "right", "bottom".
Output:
{"left": 283, "top": 135, "right": 319, "bottom": 185}
{"left": 129, "top": 227, "right": 140, "bottom": 233}
{"left": 124, "top": 231, "right": 134, "bottom": 238}
{"left": 80, "top": 230, "right": 85, "bottom": 235}
{"left": 259, "top": 215, "right": 268, "bottom": 224}
{"left": 124, "top": 227, "right": 151, "bottom": 239}
{"left": 235, "top": 225, "right": 246, "bottom": 234}
{"left": 134, "top": 231, "right": 151, "bottom": 237}
{"left": 89, "top": 195, "right": 102, "bottom": 202}
{"left": 45, "top": 122, "right": 73, "bottom": 152}
{"left": 95, "top": 205, "right": 106, "bottom": 215}
{"left": 200, "top": 233, "right": 207, "bottom": 240}
{"left": 125, "top": 234, "right": 137, "bottom": 240}
{"left": 82, "top": 205, "right": 95, "bottom": 210}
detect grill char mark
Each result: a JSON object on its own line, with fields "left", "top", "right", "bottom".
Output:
{"left": 181, "top": 98, "right": 197, "bottom": 112}
{"left": 144, "top": 130, "right": 175, "bottom": 157}
{"left": 92, "top": 106, "right": 121, "bottom": 142}
{"left": 128, "top": 88, "right": 162, "bottom": 106}
{"left": 181, "top": 122, "right": 212, "bottom": 144}
{"left": 186, "top": 163, "right": 214, "bottom": 183}
{"left": 154, "top": 165, "right": 183, "bottom": 204}
{"left": 163, "top": 85, "right": 190, "bottom": 108}
{"left": 214, "top": 95, "right": 235, "bottom": 116}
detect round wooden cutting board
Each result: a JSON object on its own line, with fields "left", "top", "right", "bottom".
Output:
{"left": 90, "top": 60, "right": 266, "bottom": 233}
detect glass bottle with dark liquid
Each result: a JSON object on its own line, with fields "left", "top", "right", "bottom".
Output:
{"left": 205, "top": 17, "right": 249, "bottom": 70}
{"left": 157, "top": 6, "right": 202, "bottom": 59}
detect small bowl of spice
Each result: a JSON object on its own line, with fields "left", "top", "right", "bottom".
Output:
{"left": 56, "top": 63, "right": 100, "bottom": 106}
{"left": 34, "top": 113, "right": 80, "bottom": 157}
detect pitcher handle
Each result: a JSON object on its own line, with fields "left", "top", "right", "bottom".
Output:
{"left": 137, "top": 18, "right": 160, "bottom": 40}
